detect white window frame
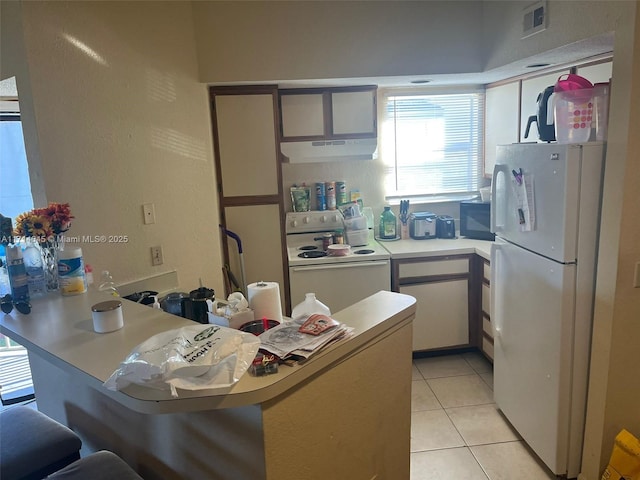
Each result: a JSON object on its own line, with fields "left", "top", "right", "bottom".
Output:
{"left": 379, "top": 87, "right": 485, "bottom": 202}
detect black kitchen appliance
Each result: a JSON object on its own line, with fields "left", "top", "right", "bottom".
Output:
{"left": 182, "top": 287, "right": 215, "bottom": 324}
{"left": 409, "top": 212, "right": 437, "bottom": 239}
{"left": 460, "top": 200, "right": 495, "bottom": 241}
{"left": 524, "top": 85, "right": 556, "bottom": 143}
{"left": 436, "top": 215, "right": 456, "bottom": 238}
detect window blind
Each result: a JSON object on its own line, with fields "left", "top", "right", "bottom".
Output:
{"left": 381, "top": 92, "right": 484, "bottom": 198}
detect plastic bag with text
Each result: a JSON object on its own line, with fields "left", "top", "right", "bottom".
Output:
{"left": 104, "top": 325, "right": 261, "bottom": 397}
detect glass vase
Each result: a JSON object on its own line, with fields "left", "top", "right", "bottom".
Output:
{"left": 40, "top": 237, "right": 61, "bottom": 292}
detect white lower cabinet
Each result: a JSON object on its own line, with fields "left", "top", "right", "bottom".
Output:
{"left": 400, "top": 279, "right": 469, "bottom": 351}
{"left": 394, "top": 255, "right": 471, "bottom": 352}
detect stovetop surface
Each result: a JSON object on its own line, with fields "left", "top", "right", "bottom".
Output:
{"left": 286, "top": 230, "right": 390, "bottom": 265}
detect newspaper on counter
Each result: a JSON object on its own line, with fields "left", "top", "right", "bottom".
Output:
{"left": 258, "top": 318, "right": 353, "bottom": 360}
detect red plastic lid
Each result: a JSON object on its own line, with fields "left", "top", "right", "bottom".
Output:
{"left": 554, "top": 74, "right": 594, "bottom": 92}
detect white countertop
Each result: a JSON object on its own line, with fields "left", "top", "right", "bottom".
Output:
{"left": 378, "top": 235, "right": 493, "bottom": 260}
{"left": 0, "top": 289, "right": 416, "bottom": 414}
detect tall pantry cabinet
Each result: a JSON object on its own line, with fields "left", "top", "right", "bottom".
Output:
{"left": 210, "top": 86, "right": 288, "bottom": 309}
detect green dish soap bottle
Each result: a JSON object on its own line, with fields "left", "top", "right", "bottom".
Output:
{"left": 379, "top": 206, "right": 397, "bottom": 239}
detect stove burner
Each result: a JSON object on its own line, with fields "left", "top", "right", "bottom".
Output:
{"left": 298, "top": 245, "right": 319, "bottom": 251}
{"left": 298, "top": 251, "right": 328, "bottom": 259}
{"left": 354, "top": 249, "right": 375, "bottom": 255}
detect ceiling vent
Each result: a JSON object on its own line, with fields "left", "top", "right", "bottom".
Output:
{"left": 522, "top": 1, "right": 547, "bottom": 39}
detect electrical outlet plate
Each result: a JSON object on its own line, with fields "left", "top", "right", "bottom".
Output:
{"left": 151, "top": 246, "right": 163, "bottom": 266}
{"left": 143, "top": 203, "right": 156, "bottom": 225}
{"left": 522, "top": 1, "right": 547, "bottom": 39}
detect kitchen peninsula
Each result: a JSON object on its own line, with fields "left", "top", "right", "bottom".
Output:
{"left": 0, "top": 290, "right": 416, "bottom": 480}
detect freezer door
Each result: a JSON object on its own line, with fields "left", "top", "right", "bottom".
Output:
{"left": 492, "top": 143, "right": 602, "bottom": 263}
{"left": 491, "top": 239, "right": 577, "bottom": 476}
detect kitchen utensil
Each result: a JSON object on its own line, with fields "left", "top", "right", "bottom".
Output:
{"left": 554, "top": 90, "right": 594, "bottom": 143}
{"left": 399, "top": 200, "right": 409, "bottom": 225}
{"left": 182, "top": 287, "right": 215, "bottom": 324}
{"left": 160, "top": 291, "right": 189, "bottom": 316}
{"left": 524, "top": 85, "right": 556, "bottom": 142}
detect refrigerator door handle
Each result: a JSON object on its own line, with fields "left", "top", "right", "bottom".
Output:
{"left": 491, "top": 164, "right": 510, "bottom": 235}
{"left": 490, "top": 239, "right": 505, "bottom": 339}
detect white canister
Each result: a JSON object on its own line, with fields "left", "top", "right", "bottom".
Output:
{"left": 91, "top": 300, "right": 124, "bottom": 333}
{"left": 58, "top": 247, "right": 87, "bottom": 296}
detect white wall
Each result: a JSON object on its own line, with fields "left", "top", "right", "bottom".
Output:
{"left": 0, "top": 1, "right": 224, "bottom": 295}
{"left": 192, "top": 1, "right": 485, "bottom": 83}
{"left": 481, "top": 1, "right": 628, "bottom": 71}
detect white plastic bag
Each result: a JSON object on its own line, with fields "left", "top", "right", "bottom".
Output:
{"left": 104, "top": 324, "right": 260, "bottom": 397}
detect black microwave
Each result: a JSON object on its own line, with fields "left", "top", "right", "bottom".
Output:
{"left": 460, "top": 200, "right": 495, "bottom": 241}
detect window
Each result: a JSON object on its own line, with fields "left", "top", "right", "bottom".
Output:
{"left": 381, "top": 90, "right": 484, "bottom": 200}
{"left": 0, "top": 115, "right": 34, "bottom": 220}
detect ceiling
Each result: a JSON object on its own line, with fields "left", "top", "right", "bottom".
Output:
{"left": 261, "top": 32, "right": 615, "bottom": 89}
{"left": 1, "top": 32, "right": 614, "bottom": 98}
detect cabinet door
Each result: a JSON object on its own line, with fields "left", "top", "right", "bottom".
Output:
{"left": 576, "top": 61, "right": 613, "bottom": 84}
{"left": 331, "top": 90, "right": 376, "bottom": 135}
{"left": 215, "top": 93, "right": 279, "bottom": 197}
{"left": 485, "top": 82, "right": 520, "bottom": 176}
{"left": 224, "top": 204, "right": 285, "bottom": 306}
{"left": 400, "top": 279, "right": 469, "bottom": 351}
{"left": 280, "top": 93, "right": 325, "bottom": 138}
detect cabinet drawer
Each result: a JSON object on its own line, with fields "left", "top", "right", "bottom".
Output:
{"left": 483, "top": 261, "right": 491, "bottom": 282}
{"left": 482, "top": 283, "right": 491, "bottom": 316}
{"left": 483, "top": 317, "right": 493, "bottom": 339}
{"left": 399, "top": 258, "right": 468, "bottom": 278}
{"left": 482, "top": 337, "right": 494, "bottom": 361}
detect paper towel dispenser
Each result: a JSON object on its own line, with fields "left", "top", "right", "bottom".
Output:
{"left": 280, "top": 138, "right": 378, "bottom": 164}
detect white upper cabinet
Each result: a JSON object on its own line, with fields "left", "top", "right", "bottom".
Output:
{"left": 214, "top": 92, "right": 279, "bottom": 197}
{"left": 279, "top": 86, "right": 377, "bottom": 140}
{"left": 331, "top": 90, "right": 376, "bottom": 135}
{"left": 576, "top": 62, "right": 613, "bottom": 85}
{"left": 280, "top": 94, "right": 324, "bottom": 138}
{"left": 484, "top": 82, "right": 520, "bottom": 176}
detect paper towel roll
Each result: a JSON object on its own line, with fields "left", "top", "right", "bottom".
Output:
{"left": 247, "top": 281, "right": 283, "bottom": 322}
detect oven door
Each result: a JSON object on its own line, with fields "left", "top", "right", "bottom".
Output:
{"left": 289, "top": 260, "right": 391, "bottom": 315}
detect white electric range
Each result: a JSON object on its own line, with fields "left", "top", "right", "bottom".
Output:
{"left": 285, "top": 211, "right": 391, "bottom": 314}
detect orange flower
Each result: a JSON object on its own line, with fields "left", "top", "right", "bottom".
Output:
{"left": 13, "top": 202, "right": 73, "bottom": 240}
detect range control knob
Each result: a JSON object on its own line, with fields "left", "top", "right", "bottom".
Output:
{"left": 303, "top": 216, "right": 310, "bottom": 224}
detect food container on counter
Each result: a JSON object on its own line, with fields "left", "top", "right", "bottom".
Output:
{"left": 327, "top": 244, "right": 351, "bottom": 256}
{"left": 346, "top": 229, "right": 369, "bottom": 246}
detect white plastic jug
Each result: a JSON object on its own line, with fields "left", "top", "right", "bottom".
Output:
{"left": 553, "top": 88, "right": 594, "bottom": 143}
{"left": 291, "top": 292, "right": 331, "bottom": 323}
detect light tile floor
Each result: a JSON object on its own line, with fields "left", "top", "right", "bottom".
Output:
{"left": 411, "top": 352, "right": 557, "bottom": 480}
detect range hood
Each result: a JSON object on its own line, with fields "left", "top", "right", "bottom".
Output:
{"left": 280, "top": 138, "right": 378, "bottom": 164}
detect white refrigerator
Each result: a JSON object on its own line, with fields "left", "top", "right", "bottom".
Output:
{"left": 490, "top": 142, "right": 605, "bottom": 479}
